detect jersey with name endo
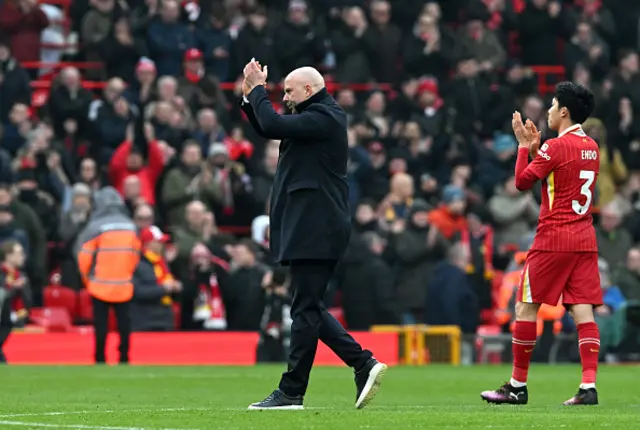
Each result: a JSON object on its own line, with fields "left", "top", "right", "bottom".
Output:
{"left": 526, "top": 125, "right": 599, "bottom": 252}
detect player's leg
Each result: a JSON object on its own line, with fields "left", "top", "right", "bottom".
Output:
{"left": 481, "top": 251, "right": 569, "bottom": 405}
{"left": 562, "top": 252, "right": 603, "bottom": 406}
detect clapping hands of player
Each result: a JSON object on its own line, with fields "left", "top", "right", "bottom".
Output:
{"left": 243, "top": 58, "right": 268, "bottom": 96}
{"left": 512, "top": 111, "right": 541, "bottom": 149}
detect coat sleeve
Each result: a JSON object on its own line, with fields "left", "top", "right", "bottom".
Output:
{"left": 239, "top": 98, "right": 269, "bottom": 139}
{"left": 246, "top": 86, "right": 335, "bottom": 140}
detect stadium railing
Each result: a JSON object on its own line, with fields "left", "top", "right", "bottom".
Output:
{"left": 371, "top": 325, "right": 461, "bottom": 365}
{"left": 22, "top": 62, "right": 564, "bottom": 95}
{"left": 530, "top": 66, "right": 566, "bottom": 96}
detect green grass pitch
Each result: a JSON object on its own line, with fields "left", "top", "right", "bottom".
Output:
{"left": 0, "top": 365, "right": 638, "bottom": 429}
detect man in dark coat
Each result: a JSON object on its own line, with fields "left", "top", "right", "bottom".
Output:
{"left": 240, "top": 60, "right": 387, "bottom": 410}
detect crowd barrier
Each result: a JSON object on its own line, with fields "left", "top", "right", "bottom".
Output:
{"left": 4, "top": 331, "right": 399, "bottom": 365}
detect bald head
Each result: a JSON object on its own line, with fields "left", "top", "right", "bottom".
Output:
{"left": 287, "top": 67, "right": 325, "bottom": 90}
{"left": 283, "top": 67, "right": 325, "bottom": 110}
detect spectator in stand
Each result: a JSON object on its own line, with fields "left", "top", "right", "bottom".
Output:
{"left": 101, "top": 16, "right": 149, "bottom": 83}
{"left": 124, "top": 58, "right": 158, "bottom": 113}
{"left": 161, "top": 140, "right": 221, "bottom": 226}
{"left": 614, "top": 247, "right": 640, "bottom": 302}
{"left": 1, "top": 103, "right": 31, "bottom": 158}
{"left": 178, "top": 49, "right": 229, "bottom": 125}
{"left": 75, "top": 157, "right": 104, "bottom": 192}
{"left": 377, "top": 173, "right": 414, "bottom": 231}
{"left": 518, "top": 0, "right": 573, "bottom": 66}
{"left": 129, "top": 0, "right": 158, "bottom": 38}
{"left": 46, "top": 67, "right": 94, "bottom": 140}
{"left": 455, "top": 7, "right": 506, "bottom": 74}
{"left": 109, "top": 124, "right": 165, "bottom": 206}
{"left": 596, "top": 201, "right": 633, "bottom": 268}
{"left": 571, "top": 0, "right": 617, "bottom": 50}
{"left": 122, "top": 175, "right": 146, "bottom": 215}
{"left": 427, "top": 184, "right": 467, "bottom": 240}
{"left": 252, "top": 140, "right": 279, "bottom": 216}
{"left": 0, "top": 240, "right": 30, "bottom": 364}
{"left": 426, "top": 241, "right": 479, "bottom": 335}
{"left": 363, "top": 0, "right": 402, "bottom": 83}
{"left": 196, "top": 2, "right": 231, "bottom": 83}
{"left": 81, "top": 0, "right": 126, "bottom": 80}
{"left": 133, "top": 204, "right": 155, "bottom": 230}
{"left": 0, "top": 40, "right": 32, "bottom": 124}
{"left": 403, "top": 13, "right": 455, "bottom": 83}
{"left": 201, "top": 142, "right": 255, "bottom": 228}
{"left": 273, "top": 0, "right": 326, "bottom": 79}
{"left": 131, "top": 225, "right": 180, "bottom": 332}
{"left": 147, "top": 0, "right": 196, "bottom": 76}
{"left": 0, "top": 183, "right": 45, "bottom": 304}
{"left": 0, "top": 0, "right": 49, "bottom": 69}
{"left": 192, "top": 108, "right": 225, "bottom": 155}
{"left": 488, "top": 175, "right": 539, "bottom": 250}
{"left": 173, "top": 201, "right": 214, "bottom": 270}
{"left": 15, "top": 167, "right": 57, "bottom": 240}
{"left": 232, "top": 5, "right": 279, "bottom": 83}
{"left": 88, "top": 78, "right": 132, "bottom": 163}
{"left": 222, "top": 239, "right": 266, "bottom": 331}
{"left": 388, "top": 199, "right": 448, "bottom": 323}
{"left": 329, "top": 6, "right": 372, "bottom": 83}
{"left": 336, "top": 230, "right": 398, "bottom": 330}
{"left": 0, "top": 206, "right": 29, "bottom": 256}
{"left": 58, "top": 183, "right": 92, "bottom": 291}
{"left": 565, "top": 21, "right": 610, "bottom": 82}
{"left": 448, "top": 56, "right": 494, "bottom": 138}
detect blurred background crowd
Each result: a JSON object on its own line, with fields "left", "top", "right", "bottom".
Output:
{"left": 1, "top": 0, "right": 640, "bottom": 363}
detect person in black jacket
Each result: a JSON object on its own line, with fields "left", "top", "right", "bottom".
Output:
{"left": 240, "top": 60, "right": 386, "bottom": 410}
{"left": 0, "top": 240, "right": 30, "bottom": 363}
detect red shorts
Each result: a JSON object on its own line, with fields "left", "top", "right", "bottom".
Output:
{"left": 517, "top": 250, "right": 603, "bottom": 306}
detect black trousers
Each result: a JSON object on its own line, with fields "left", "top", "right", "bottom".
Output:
{"left": 92, "top": 298, "right": 131, "bottom": 364}
{"left": 279, "top": 259, "right": 372, "bottom": 396}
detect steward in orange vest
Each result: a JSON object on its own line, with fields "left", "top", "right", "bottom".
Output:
{"left": 76, "top": 187, "right": 140, "bottom": 364}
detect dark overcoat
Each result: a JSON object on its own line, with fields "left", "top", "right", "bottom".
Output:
{"left": 240, "top": 86, "right": 351, "bottom": 264}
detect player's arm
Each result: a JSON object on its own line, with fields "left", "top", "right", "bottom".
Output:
{"left": 515, "top": 140, "right": 561, "bottom": 191}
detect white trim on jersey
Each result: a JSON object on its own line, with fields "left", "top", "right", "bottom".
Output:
{"left": 558, "top": 124, "right": 587, "bottom": 138}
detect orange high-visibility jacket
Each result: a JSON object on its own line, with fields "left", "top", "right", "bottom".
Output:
{"left": 76, "top": 187, "right": 141, "bottom": 303}
{"left": 498, "top": 252, "right": 565, "bottom": 335}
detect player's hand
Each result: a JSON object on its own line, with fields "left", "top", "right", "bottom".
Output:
{"left": 525, "top": 119, "right": 542, "bottom": 146}
{"left": 512, "top": 111, "right": 530, "bottom": 148}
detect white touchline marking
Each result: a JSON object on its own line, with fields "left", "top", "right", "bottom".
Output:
{"left": 0, "top": 408, "right": 206, "bottom": 418}
{"left": 0, "top": 420, "right": 203, "bottom": 430}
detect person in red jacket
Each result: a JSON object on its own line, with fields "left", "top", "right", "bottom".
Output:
{"left": 0, "top": 0, "right": 49, "bottom": 66}
{"left": 109, "top": 137, "right": 165, "bottom": 206}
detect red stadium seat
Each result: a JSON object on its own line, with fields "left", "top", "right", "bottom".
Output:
{"left": 43, "top": 286, "right": 77, "bottom": 319}
{"left": 29, "top": 307, "right": 72, "bottom": 332}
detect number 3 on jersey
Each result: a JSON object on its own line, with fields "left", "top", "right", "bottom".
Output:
{"left": 572, "top": 170, "right": 595, "bottom": 215}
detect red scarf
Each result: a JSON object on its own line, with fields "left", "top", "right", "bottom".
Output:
{"left": 196, "top": 256, "right": 230, "bottom": 329}
{"left": 144, "top": 250, "right": 173, "bottom": 306}
{"left": 461, "top": 226, "right": 494, "bottom": 280}
{"left": 184, "top": 69, "right": 202, "bottom": 84}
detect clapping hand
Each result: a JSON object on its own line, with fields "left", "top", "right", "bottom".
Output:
{"left": 243, "top": 58, "right": 268, "bottom": 96}
{"left": 512, "top": 111, "right": 540, "bottom": 149}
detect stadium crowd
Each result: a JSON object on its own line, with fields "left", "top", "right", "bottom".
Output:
{"left": 0, "top": 0, "right": 639, "bottom": 362}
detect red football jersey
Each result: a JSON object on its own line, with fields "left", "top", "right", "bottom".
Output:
{"left": 514, "top": 124, "right": 599, "bottom": 252}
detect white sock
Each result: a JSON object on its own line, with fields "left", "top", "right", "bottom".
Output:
{"left": 510, "top": 378, "right": 526, "bottom": 388}
{"left": 579, "top": 383, "right": 596, "bottom": 390}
